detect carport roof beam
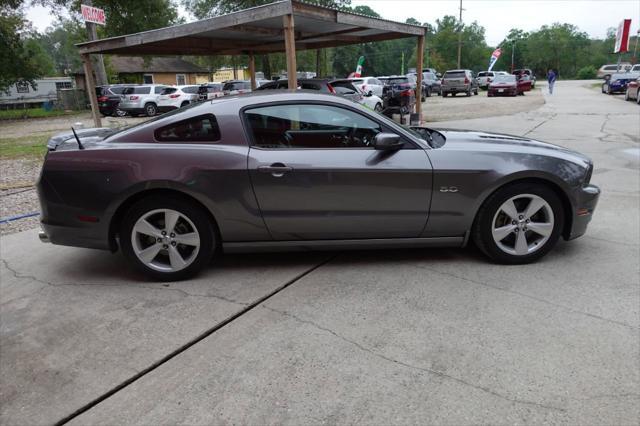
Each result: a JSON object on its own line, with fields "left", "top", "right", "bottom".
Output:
{"left": 75, "top": 0, "right": 426, "bottom": 56}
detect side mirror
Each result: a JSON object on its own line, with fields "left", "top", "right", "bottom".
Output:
{"left": 373, "top": 132, "right": 403, "bottom": 150}
{"left": 367, "top": 90, "right": 373, "bottom": 96}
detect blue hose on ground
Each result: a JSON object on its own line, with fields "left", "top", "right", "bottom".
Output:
{"left": 0, "top": 212, "right": 40, "bottom": 224}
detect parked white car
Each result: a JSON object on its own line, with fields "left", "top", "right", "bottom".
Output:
{"left": 157, "top": 85, "right": 200, "bottom": 112}
{"left": 357, "top": 89, "right": 383, "bottom": 113}
{"left": 350, "top": 77, "right": 384, "bottom": 97}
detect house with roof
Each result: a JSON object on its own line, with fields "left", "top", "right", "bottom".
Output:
{"left": 73, "top": 56, "right": 209, "bottom": 89}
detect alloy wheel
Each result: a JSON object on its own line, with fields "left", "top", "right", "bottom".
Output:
{"left": 491, "top": 194, "right": 554, "bottom": 256}
{"left": 131, "top": 209, "right": 200, "bottom": 273}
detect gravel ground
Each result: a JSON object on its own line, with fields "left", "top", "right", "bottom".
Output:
{"left": 421, "top": 86, "right": 545, "bottom": 121}
{"left": 0, "top": 92, "right": 544, "bottom": 236}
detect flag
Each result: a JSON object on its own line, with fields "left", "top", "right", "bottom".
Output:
{"left": 614, "top": 19, "right": 632, "bottom": 53}
{"left": 354, "top": 56, "right": 365, "bottom": 77}
{"left": 488, "top": 48, "right": 502, "bottom": 72}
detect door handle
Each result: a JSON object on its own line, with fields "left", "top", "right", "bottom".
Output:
{"left": 258, "top": 163, "right": 293, "bottom": 177}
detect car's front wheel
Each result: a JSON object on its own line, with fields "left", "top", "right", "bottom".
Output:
{"left": 120, "top": 195, "right": 216, "bottom": 281}
{"left": 473, "top": 183, "right": 564, "bottom": 264}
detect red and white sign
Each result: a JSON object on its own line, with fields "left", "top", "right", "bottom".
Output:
{"left": 614, "top": 19, "right": 632, "bottom": 53}
{"left": 81, "top": 4, "right": 106, "bottom": 25}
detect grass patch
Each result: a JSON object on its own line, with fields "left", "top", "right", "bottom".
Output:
{"left": 0, "top": 134, "right": 51, "bottom": 159}
{"left": 0, "top": 109, "right": 83, "bottom": 120}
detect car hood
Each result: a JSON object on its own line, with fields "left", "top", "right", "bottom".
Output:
{"left": 432, "top": 128, "right": 591, "bottom": 166}
{"left": 47, "top": 127, "right": 119, "bottom": 151}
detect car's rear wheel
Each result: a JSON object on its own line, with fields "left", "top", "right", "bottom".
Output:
{"left": 144, "top": 103, "right": 157, "bottom": 116}
{"left": 473, "top": 183, "right": 564, "bottom": 264}
{"left": 120, "top": 195, "right": 216, "bottom": 281}
{"left": 474, "top": 88, "right": 478, "bottom": 95}
{"left": 466, "top": 88, "right": 471, "bottom": 97}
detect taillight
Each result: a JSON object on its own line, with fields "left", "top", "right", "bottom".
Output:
{"left": 169, "top": 94, "right": 180, "bottom": 98}
{"left": 130, "top": 95, "right": 139, "bottom": 100}
{"left": 400, "top": 89, "right": 413, "bottom": 97}
{"left": 97, "top": 96, "right": 108, "bottom": 102}
{"left": 327, "top": 84, "right": 336, "bottom": 94}
{"left": 464, "top": 77, "right": 470, "bottom": 84}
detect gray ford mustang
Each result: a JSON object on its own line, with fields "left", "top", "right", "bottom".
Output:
{"left": 37, "top": 92, "right": 600, "bottom": 281}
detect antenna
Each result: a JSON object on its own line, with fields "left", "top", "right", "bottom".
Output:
{"left": 71, "top": 127, "right": 85, "bottom": 150}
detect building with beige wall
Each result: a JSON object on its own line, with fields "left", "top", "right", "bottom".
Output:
{"left": 74, "top": 56, "right": 208, "bottom": 89}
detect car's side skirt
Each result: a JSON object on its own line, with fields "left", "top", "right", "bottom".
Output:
{"left": 223, "top": 237, "right": 464, "bottom": 253}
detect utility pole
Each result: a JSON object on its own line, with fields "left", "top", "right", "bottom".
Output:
{"left": 83, "top": 0, "right": 107, "bottom": 86}
{"left": 401, "top": 51, "right": 405, "bottom": 75}
{"left": 456, "top": 0, "right": 464, "bottom": 68}
{"left": 511, "top": 41, "right": 516, "bottom": 73}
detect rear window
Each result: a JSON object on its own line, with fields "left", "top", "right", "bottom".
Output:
{"left": 154, "top": 114, "right": 221, "bottom": 143}
{"left": 385, "top": 77, "right": 409, "bottom": 85}
{"left": 604, "top": 65, "right": 618, "bottom": 70}
{"left": 477, "top": 72, "right": 492, "bottom": 77}
{"left": 182, "top": 86, "right": 199, "bottom": 94}
{"left": 123, "top": 86, "right": 151, "bottom": 95}
{"left": 109, "top": 86, "right": 126, "bottom": 95}
{"left": 300, "top": 82, "right": 321, "bottom": 90}
{"left": 443, "top": 71, "right": 465, "bottom": 78}
{"left": 223, "top": 82, "right": 250, "bottom": 91}
{"left": 161, "top": 88, "right": 177, "bottom": 95}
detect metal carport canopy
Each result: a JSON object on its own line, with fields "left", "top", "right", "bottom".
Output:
{"left": 76, "top": 0, "right": 426, "bottom": 127}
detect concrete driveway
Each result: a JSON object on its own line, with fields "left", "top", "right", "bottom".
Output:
{"left": 1, "top": 81, "right": 638, "bottom": 425}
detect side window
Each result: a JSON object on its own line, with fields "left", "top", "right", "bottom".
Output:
{"left": 245, "top": 104, "right": 382, "bottom": 149}
{"left": 155, "top": 114, "right": 221, "bottom": 143}
{"left": 154, "top": 86, "right": 165, "bottom": 94}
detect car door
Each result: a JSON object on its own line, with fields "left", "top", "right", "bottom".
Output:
{"left": 244, "top": 102, "right": 432, "bottom": 241}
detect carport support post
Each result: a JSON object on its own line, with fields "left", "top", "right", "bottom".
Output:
{"left": 415, "top": 34, "right": 425, "bottom": 122}
{"left": 283, "top": 14, "right": 297, "bottom": 91}
{"left": 81, "top": 53, "right": 102, "bottom": 128}
{"left": 248, "top": 52, "right": 257, "bottom": 90}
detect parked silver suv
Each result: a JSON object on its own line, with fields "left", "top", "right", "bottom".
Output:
{"left": 441, "top": 69, "right": 479, "bottom": 97}
{"left": 118, "top": 85, "right": 168, "bottom": 116}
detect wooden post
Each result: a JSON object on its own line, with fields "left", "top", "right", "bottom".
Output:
{"left": 248, "top": 52, "right": 257, "bottom": 90}
{"left": 415, "top": 34, "right": 425, "bottom": 121}
{"left": 82, "top": 54, "right": 102, "bottom": 128}
{"left": 283, "top": 14, "right": 297, "bottom": 91}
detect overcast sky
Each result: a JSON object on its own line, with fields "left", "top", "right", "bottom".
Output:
{"left": 25, "top": 0, "right": 640, "bottom": 46}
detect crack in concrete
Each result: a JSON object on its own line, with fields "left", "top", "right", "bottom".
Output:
{"left": 263, "top": 306, "right": 567, "bottom": 413}
{"left": 585, "top": 235, "right": 640, "bottom": 247}
{"left": 411, "top": 264, "right": 638, "bottom": 331}
{"left": 0, "top": 258, "right": 248, "bottom": 306}
{"left": 522, "top": 114, "right": 556, "bottom": 137}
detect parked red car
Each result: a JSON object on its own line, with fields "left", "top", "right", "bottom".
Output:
{"left": 488, "top": 74, "right": 531, "bottom": 97}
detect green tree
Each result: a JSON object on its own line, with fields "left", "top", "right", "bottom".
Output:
{"left": 0, "top": 1, "right": 48, "bottom": 93}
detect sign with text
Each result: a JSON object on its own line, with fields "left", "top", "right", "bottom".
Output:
{"left": 81, "top": 4, "right": 106, "bottom": 25}
{"left": 488, "top": 48, "right": 502, "bottom": 71}
{"left": 614, "top": 19, "right": 631, "bottom": 53}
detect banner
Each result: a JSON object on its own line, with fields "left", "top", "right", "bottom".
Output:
{"left": 488, "top": 48, "right": 502, "bottom": 71}
{"left": 353, "top": 56, "right": 365, "bottom": 78}
{"left": 81, "top": 4, "right": 106, "bottom": 26}
{"left": 614, "top": 19, "right": 631, "bottom": 53}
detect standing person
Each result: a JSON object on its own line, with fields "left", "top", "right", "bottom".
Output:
{"left": 547, "top": 68, "right": 557, "bottom": 94}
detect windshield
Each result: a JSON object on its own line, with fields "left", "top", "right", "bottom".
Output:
{"left": 385, "top": 77, "right": 409, "bottom": 85}
{"left": 444, "top": 71, "right": 465, "bottom": 78}
{"left": 223, "top": 82, "right": 250, "bottom": 91}
{"left": 493, "top": 75, "right": 516, "bottom": 83}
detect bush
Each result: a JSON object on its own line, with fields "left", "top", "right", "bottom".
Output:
{"left": 576, "top": 65, "right": 597, "bottom": 80}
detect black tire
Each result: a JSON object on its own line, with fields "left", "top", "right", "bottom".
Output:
{"left": 374, "top": 103, "right": 383, "bottom": 113}
{"left": 120, "top": 195, "right": 216, "bottom": 281}
{"left": 472, "top": 182, "right": 564, "bottom": 265}
{"left": 601, "top": 83, "right": 607, "bottom": 94}
{"left": 606, "top": 85, "right": 612, "bottom": 95}
{"left": 466, "top": 88, "right": 471, "bottom": 97}
{"left": 442, "top": 92, "right": 448, "bottom": 97}
{"left": 144, "top": 103, "right": 157, "bottom": 116}
{"left": 474, "top": 89, "right": 478, "bottom": 95}
{"left": 426, "top": 87, "right": 431, "bottom": 98}
{"left": 180, "top": 101, "right": 190, "bottom": 108}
